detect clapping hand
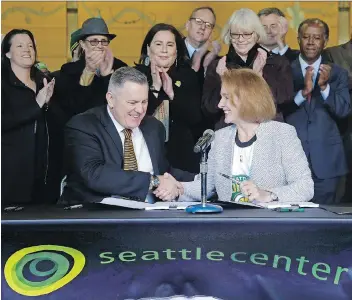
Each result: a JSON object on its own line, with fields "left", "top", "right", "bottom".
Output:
{"left": 317, "top": 64, "right": 331, "bottom": 91}
{"left": 36, "top": 77, "right": 55, "bottom": 108}
{"left": 203, "top": 40, "right": 222, "bottom": 70}
{"left": 153, "top": 172, "right": 183, "bottom": 201}
{"left": 160, "top": 68, "right": 174, "bottom": 100}
{"left": 99, "top": 48, "right": 114, "bottom": 76}
{"left": 253, "top": 48, "right": 267, "bottom": 76}
{"left": 216, "top": 56, "right": 227, "bottom": 76}
{"left": 150, "top": 57, "right": 162, "bottom": 91}
{"left": 275, "top": 16, "right": 289, "bottom": 49}
{"left": 85, "top": 50, "right": 103, "bottom": 73}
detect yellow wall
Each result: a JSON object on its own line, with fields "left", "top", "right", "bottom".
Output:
{"left": 2, "top": 1, "right": 351, "bottom": 71}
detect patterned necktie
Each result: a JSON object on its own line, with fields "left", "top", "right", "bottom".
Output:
{"left": 123, "top": 129, "right": 138, "bottom": 171}
{"left": 305, "top": 66, "right": 313, "bottom": 103}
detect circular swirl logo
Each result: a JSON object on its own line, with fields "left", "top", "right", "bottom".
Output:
{"left": 4, "top": 245, "right": 85, "bottom": 296}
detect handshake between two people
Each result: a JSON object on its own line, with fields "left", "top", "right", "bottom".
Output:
{"left": 153, "top": 173, "right": 184, "bottom": 201}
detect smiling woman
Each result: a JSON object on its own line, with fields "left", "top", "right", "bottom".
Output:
{"left": 135, "top": 23, "right": 205, "bottom": 173}
{"left": 1, "top": 29, "right": 63, "bottom": 206}
{"left": 202, "top": 8, "right": 294, "bottom": 130}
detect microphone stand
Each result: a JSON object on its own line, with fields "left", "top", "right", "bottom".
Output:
{"left": 186, "top": 149, "right": 223, "bottom": 214}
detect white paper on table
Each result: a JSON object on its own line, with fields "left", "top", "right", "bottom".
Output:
{"left": 100, "top": 197, "right": 200, "bottom": 210}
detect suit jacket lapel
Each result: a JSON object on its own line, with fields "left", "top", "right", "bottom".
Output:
{"left": 140, "top": 119, "right": 159, "bottom": 175}
{"left": 99, "top": 107, "right": 123, "bottom": 158}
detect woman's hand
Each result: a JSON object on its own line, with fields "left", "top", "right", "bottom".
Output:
{"left": 240, "top": 180, "right": 272, "bottom": 202}
{"left": 36, "top": 78, "right": 55, "bottom": 108}
{"left": 216, "top": 56, "right": 227, "bottom": 76}
{"left": 99, "top": 48, "right": 114, "bottom": 76}
{"left": 253, "top": 48, "right": 267, "bottom": 76}
{"left": 85, "top": 51, "right": 103, "bottom": 73}
{"left": 150, "top": 57, "right": 162, "bottom": 91}
{"left": 161, "top": 68, "right": 174, "bottom": 100}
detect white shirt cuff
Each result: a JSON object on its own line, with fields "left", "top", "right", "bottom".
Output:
{"left": 320, "top": 84, "right": 330, "bottom": 100}
{"left": 294, "top": 90, "right": 306, "bottom": 106}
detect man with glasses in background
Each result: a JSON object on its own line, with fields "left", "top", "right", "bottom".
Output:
{"left": 184, "top": 7, "right": 221, "bottom": 83}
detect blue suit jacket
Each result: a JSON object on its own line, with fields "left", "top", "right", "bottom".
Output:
{"left": 284, "top": 58, "right": 351, "bottom": 179}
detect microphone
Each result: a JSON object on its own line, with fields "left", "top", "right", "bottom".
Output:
{"left": 194, "top": 129, "right": 215, "bottom": 153}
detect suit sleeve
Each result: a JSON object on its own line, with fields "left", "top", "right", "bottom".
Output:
{"left": 65, "top": 117, "right": 151, "bottom": 201}
{"left": 202, "top": 59, "right": 222, "bottom": 120}
{"left": 322, "top": 68, "right": 351, "bottom": 118}
{"left": 266, "top": 125, "right": 314, "bottom": 202}
{"left": 264, "top": 56, "right": 294, "bottom": 108}
{"left": 155, "top": 120, "right": 195, "bottom": 181}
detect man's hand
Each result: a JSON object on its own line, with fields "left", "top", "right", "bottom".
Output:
{"left": 302, "top": 66, "right": 314, "bottom": 97}
{"left": 191, "top": 40, "right": 210, "bottom": 72}
{"left": 317, "top": 64, "right": 331, "bottom": 91}
{"left": 275, "top": 16, "right": 289, "bottom": 49}
{"left": 153, "top": 173, "right": 183, "bottom": 201}
{"left": 240, "top": 180, "right": 271, "bottom": 203}
{"left": 202, "top": 41, "right": 222, "bottom": 70}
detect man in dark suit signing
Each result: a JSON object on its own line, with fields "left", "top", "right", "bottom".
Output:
{"left": 61, "top": 67, "right": 194, "bottom": 204}
{"left": 284, "top": 19, "right": 351, "bottom": 204}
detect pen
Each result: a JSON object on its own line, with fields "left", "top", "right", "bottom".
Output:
{"left": 218, "top": 173, "right": 242, "bottom": 185}
{"left": 274, "top": 207, "right": 305, "bottom": 212}
{"left": 64, "top": 204, "right": 83, "bottom": 210}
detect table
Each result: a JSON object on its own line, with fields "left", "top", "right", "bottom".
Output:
{"left": 2, "top": 205, "right": 352, "bottom": 300}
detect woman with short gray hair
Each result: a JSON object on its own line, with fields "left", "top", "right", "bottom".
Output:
{"left": 202, "top": 8, "right": 294, "bottom": 130}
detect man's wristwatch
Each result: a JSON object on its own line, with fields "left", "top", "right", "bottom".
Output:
{"left": 149, "top": 175, "right": 160, "bottom": 190}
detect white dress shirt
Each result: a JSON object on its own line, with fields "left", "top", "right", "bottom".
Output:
{"left": 294, "top": 55, "right": 330, "bottom": 106}
{"left": 107, "top": 106, "right": 154, "bottom": 174}
{"left": 185, "top": 38, "right": 198, "bottom": 58}
{"left": 271, "top": 44, "right": 289, "bottom": 56}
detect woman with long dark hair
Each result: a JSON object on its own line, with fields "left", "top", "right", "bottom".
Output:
{"left": 1, "top": 29, "right": 60, "bottom": 206}
{"left": 135, "top": 23, "right": 204, "bottom": 173}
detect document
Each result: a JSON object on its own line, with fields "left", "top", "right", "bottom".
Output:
{"left": 100, "top": 197, "right": 200, "bottom": 210}
{"left": 217, "top": 198, "right": 319, "bottom": 209}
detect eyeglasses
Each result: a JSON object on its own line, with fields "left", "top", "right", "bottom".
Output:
{"left": 230, "top": 32, "right": 254, "bottom": 40}
{"left": 85, "top": 39, "right": 110, "bottom": 46}
{"left": 189, "top": 18, "right": 214, "bottom": 29}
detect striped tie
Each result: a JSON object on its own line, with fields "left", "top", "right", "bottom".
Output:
{"left": 123, "top": 129, "right": 138, "bottom": 171}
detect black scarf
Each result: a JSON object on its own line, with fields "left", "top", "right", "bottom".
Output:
{"left": 225, "top": 43, "right": 270, "bottom": 70}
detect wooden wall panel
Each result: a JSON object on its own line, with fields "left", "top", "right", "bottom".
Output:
{"left": 1, "top": 1, "right": 350, "bottom": 70}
